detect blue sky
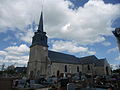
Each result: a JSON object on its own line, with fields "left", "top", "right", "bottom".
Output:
{"left": 0, "top": 0, "right": 120, "bottom": 69}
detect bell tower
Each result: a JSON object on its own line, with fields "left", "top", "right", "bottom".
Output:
{"left": 27, "top": 11, "right": 48, "bottom": 79}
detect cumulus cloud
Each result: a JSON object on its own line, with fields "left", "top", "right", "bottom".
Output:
{"left": 3, "top": 36, "right": 12, "bottom": 41}
{"left": 0, "top": 44, "right": 29, "bottom": 66}
{"left": 107, "top": 47, "right": 118, "bottom": 53}
{"left": 45, "top": 0, "right": 120, "bottom": 44}
{"left": 16, "top": 29, "right": 34, "bottom": 43}
{"left": 115, "top": 55, "right": 120, "bottom": 61}
{"left": 5, "top": 44, "right": 29, "bottom": 55}
{"left": 0, "top": 0, "right": 41, "bottom": 32}
{"left": 110, "top": 64, "right": 118, "bottom": 70}
{"left": 50, "top": 40, "right": 96, "bottom": 55}
{"left": 102, "top": 41, "right": 111, "bottom": 46}
{"left": 88, "top": 51, "right": 96, "bottom": 55}
{"left": 0, "top": 51, "right": 7, "bottom": 56}
{"left": 0, "top": 0, "right": 120, "bottom": 45}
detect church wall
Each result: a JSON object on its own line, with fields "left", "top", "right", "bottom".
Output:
{"left": 50, "top": 62, "right": 82, "bottom": 76}
{"left": 95, "top": 66, "right": 111, "bottom": 76}
{"left": 95, "top": 66, "right": 105, "bottom": 75}
{"left": 94, "top": 60, "right": 112, "bottom": 76}
{"left": 81, "top": 64, "right": 95, "bottom": 75}
{"left": 104, "top": 65, "right": 112, "bottom": 75}
{"left": 29, "top": 45, "right": 48, "bottom": 62}
{"left": 27, "top": 45, "right": 48, "bottom": 78}
{"left": 94, "top": 63, "right": 111, "bottom": 76}
{"left": 27, "top": 62, "right": 36, "bottom": 78}
{"left": 104, "top": 60, "right": 112, "bottom": 75}
{"left": 107, "top": 66, "right": 112, "bottom": 75}
{"left": 49, "top": 62, "right": 111, "bottom": 76}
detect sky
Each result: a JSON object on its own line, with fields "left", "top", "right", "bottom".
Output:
{"left": 0, "top": 0, "right": 120, "bottom": 69}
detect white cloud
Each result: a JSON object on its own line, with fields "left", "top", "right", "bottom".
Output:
{"left": 11, "top": 42, "right": 17, "bottom": 45}
{"left": 107, "top": 47, "right": 118, "bottom": 53}
{"left": 45, "top": 0, "right": 120, "bottom": 44}
{"left": 16, "top": 29, "right": 34, "bottom": 43}
{"left": 5, "top": 44, "right": 29, "bottom": 55}
{"left": 3, "top": 36, "right": 11, "bottom": 41}
{"left": 115, "top": 56, "right": 120, "bottom": 61}
{"left": 110, "top": 64, "right": 118, "bottom": 70}
{"left": 102, "top": 41, "right": 111, "bottom": 46}
{"left": 0, "top": 51, "right": 7, "bottom": 56}
{"left": 0, "top": 0, "right": 41, "bottom": 32}
{"left": 0, "top": 0, "right": 120, "bottom": 45}
{"left": 88, "top": 51, "right": 96, "bottom": 55}
{"left": 0, "top": 44, "right": 29, "bottom": 66}
{"left": 50, "top": 40, "right": 96, "bottom": 55}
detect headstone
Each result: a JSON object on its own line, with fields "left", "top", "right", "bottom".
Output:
{"left": 60, "top": 78, "right": 69, "bottom": 87}
{"left": 67, "top": 83, "right": 75, "bottom": 90}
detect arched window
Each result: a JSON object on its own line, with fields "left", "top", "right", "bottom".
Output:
{"left": 65, "top": 65, "right": 67, "bottom": 72}
{"left": 88, "top": 65, "right": 90, "bottom": 70}
{"left": 106, "top": 67, "right": 109, "bottom": 75}
{"left": 77, "top": 66, "right": 79, "bottom": 72}
{"left": 57, "top": 70, "right": 60, "bottom": 77}
{"left": 37, "top": 70, "right": 40, "bottom": 77}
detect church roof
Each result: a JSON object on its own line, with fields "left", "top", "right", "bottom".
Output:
{"left": 48, "top": 51, "right": 106, "bottom": 66}
{"left": 94, "top": 59, "right": 105, "bottom": 66}
{"left": 48, "top": 50, "right": 79, "bottom": 64}
{"left": 78, "top": 55, "right": 98, "bottom": 64}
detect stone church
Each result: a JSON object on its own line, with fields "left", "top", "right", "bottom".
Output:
{"left": 27, "top": 12, "right": 111, "bottom": 79}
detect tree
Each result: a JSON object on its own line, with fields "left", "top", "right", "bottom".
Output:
{"left": 112, "top": 64, "right": 120, "bottom": 74}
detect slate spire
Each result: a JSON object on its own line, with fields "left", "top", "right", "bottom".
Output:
{"left": 38, "top": 11, "right": 43, "bottom": 32}
{"left": 31, "top": 10, "right": 48, "bottom": 47}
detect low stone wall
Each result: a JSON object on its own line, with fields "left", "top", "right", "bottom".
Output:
{"left": 0, "top": 77, "right": 17, "bottom": 90}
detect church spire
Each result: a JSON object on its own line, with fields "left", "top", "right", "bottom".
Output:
{"left": 38, "top": 11, "right": 43, "bottom": 32}
{"left": 31, "top": 10, "right": 48, "bottom": 47}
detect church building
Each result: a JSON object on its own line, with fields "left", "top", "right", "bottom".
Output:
{"left": 27, "top": 12, "right": 111, "bottom": 79}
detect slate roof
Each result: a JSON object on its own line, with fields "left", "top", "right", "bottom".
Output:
{"left": 95, "top": 59, "right": 105, "bottom": 66}
{"left": 48, "top": 50, "right": 106, "bottom": 66}
{"left": 79, "top": 55, "right": 98, "bottom": 64}
{"left": 48, "top": 50, "right": 79, "bottom": 64}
